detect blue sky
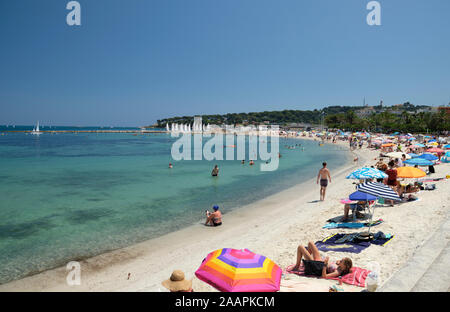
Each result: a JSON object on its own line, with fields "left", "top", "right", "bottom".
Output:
{"left": 0, "top": 0, "right": 449, "bottom": 126}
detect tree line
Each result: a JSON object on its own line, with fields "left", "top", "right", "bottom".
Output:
{"left": 154, "top": 104, "right": 449, "bottom": 134}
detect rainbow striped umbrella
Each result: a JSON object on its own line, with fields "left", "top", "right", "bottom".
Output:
{"left": 195, "top": 248, "right": 281, "bottom": 292}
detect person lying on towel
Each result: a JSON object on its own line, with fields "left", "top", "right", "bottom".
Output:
{"left": 291, "top": 241, "right": 353, "bottom": 278}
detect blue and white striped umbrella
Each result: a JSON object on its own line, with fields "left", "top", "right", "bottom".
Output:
{"left": 356, "top": 182, "right": 401, "bottom": 201}
{"left": 346, "top": 167, "right": 388, "bottom": 180}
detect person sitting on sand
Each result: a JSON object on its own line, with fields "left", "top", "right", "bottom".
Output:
{"left": 399, "top": 183, "right": 420, "bottom": 196}
{"left": 292, "top": 241, "right": 352, "bottom": 278}
{"left": 162, "top": 270, "right": 193, "bottom": 292}
{"left": 205, "top": 205, "right": 222, "bottom": 226}
{"left": 211, "top": 165, "right": 219, "bottom": 177}
{"left": 341, "top": 201, "right": 367, "bottom": 221}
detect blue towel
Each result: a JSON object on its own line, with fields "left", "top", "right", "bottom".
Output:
{"left": 323, "top": 222, "right": 365, "bottom": 229}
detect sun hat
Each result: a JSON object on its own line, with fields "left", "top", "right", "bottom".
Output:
{"left": 162, "top": 270, "right": 192, "bottom": 292}
{"left": 213, "top": 205, "right": 219, "bottom": 210}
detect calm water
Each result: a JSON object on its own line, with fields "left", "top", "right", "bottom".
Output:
{"left": 0, "top": 130, "right": 349, "bottom": 284}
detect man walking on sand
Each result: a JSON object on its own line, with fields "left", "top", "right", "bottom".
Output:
{"left": 317, "top": 162, "right": 331, "bottom": 201}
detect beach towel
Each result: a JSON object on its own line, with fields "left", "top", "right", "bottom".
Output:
{"left": 315, "top": 234, "right": 370, "bottom": 253}
{"left": 323, "top": 219, "right": 383, "bottom": 229}
{"left": 285, "top": 264, "right": 370, "bottom": 288}
{"left": 323, "top": 222, "right": 365, "bottom": 229}
{"left": 371, "top": 232, "right": 395, "bottom": 246}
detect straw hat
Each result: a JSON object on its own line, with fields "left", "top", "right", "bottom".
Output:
{"left": 162, "top": 270, "right": 192, "bottom": 292}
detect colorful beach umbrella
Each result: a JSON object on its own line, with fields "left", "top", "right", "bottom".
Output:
{"left": 396, "top": 166, "right": 426, "bottom": 178}
{"left": 195, "top": 248, "right": 282, "bottom": 292}
{"left": 444, "top": 144, "right": 450, "bottom": 149}
{"left": 418, "top": 153, "right": 438, "bottom": 161}
{"left": 349, "top": 191, "right": 377, "bottom": 201}
{"left": 408, "top": 153, "right": 420, "bottom": 158}
{"left": 426, "top": 147, "right": 444, "bottom": 154}
{"left": 404, "top": 158, "right": 433, "bottom": 166}
{"left": 382, "top": 143, "right": 395, "bottom": 147}
{"left": 412, "top": 143, "right": 425, "bottom": 148}
{"left": 346, "top": 167, "right": 388, "bottom": 180}
{"left": 356, "top": 182, "right": 401, "bottom": 201}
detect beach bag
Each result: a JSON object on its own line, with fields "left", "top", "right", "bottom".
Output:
{"left": 302, "top": 260, "right": 325, "bottom": 276}
{"left": 354, "top": 232, "right": 374, "bottom": 243}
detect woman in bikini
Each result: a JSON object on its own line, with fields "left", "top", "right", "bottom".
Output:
{"left": 205, "top": 205, "right": 222, "bottom": 226}
{"left": 291, "top": 241, "right": 352, "bottom": 278}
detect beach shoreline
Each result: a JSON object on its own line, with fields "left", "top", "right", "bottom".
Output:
{"left": 0, "top": 137, "right": 448, "bottom": 292}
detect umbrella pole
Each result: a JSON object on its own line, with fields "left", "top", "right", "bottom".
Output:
{"left": 367, "top": 202, "right": 376, "bottom": 235}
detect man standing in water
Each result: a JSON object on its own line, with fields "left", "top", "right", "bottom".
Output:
{"left": 211, "top": 165, "right": 219, "bottom": 177}
{"left": 317, "top": 162, "right": 331, "bottom": 201}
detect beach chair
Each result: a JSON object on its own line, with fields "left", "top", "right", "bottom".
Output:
{"left": 351, "top": 200, "right": 375, "bottom": 221}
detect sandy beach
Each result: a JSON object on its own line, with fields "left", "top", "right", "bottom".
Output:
{"left": 1, "top": 138, "right": 449, "bottom": 292}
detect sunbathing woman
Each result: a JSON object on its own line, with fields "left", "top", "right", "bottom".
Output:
{"left": 205, "top": 205, "right": 222, "bottom": 226}
{"left": 292, "top": 241, "right": 352, "bottom": 278}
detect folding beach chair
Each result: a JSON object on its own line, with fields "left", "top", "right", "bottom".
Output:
{"left": 351, "top": 200, "right": 375, "bottom": 222}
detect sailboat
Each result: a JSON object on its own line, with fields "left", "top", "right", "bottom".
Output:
{"left": 31, "top": 121, "right": 41, "bottom": 135}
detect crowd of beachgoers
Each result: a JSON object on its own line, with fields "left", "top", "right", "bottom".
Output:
{"left": 162, "top": 129, "right": 450, "bottom": 293}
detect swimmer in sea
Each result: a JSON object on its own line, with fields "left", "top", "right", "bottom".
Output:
{"left": 169, "top": 163, "right": 173, "bottom": 169}
{"left": 211, "top": 165, "right": 219, "bottom": 177}
{"left": 249, "top": 160, "right": 254, "bottom": 166}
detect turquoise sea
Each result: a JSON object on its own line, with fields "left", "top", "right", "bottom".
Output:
{"left": 0, "top": 128, "right": 349, "bottom": 284}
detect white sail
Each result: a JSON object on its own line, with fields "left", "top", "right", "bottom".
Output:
{"left": 166, "top": 123, "right": 169, "bottom": 131}
{"left": 31, "top": 121, "right": 41, "bottom": 135}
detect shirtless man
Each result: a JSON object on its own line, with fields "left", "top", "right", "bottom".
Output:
{"left": 211, "top": 165, "right": 219, "bottom": 177}
{"left": 317, "top": 162, "right": 331, "bottom": 201}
